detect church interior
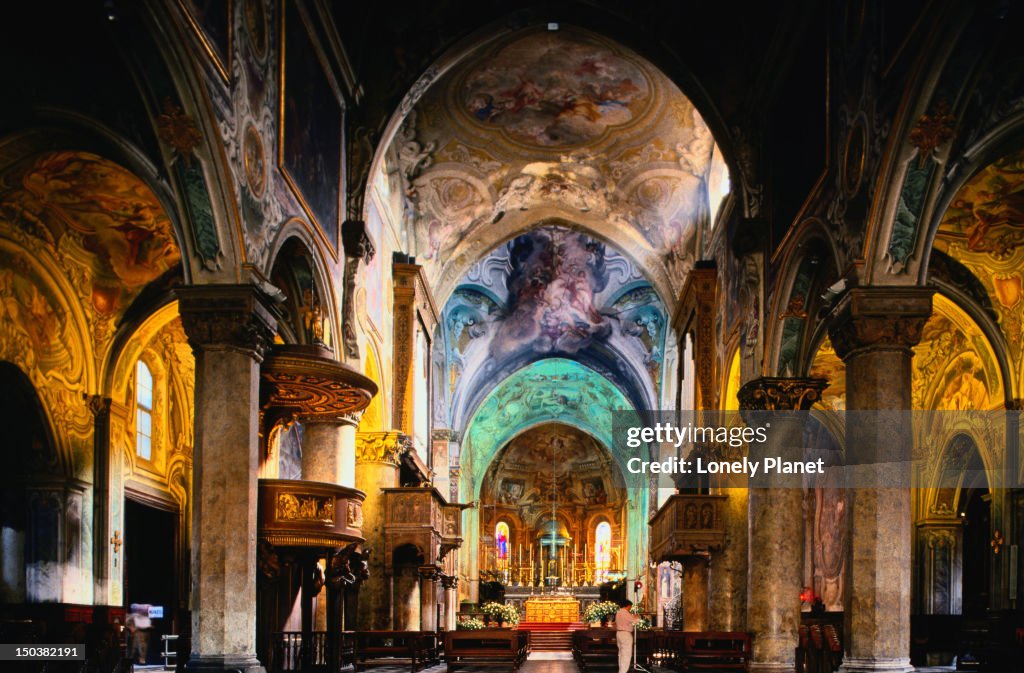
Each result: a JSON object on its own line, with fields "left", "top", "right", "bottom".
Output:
{"left": 2, "top": 1, "right": 1024, "bottom": 672}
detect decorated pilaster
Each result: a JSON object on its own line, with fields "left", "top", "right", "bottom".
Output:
{"left": 355, "top": 431, "right": 412, "bottom": 628}
{"left": 341, "top": 220, "right": 375, "bottom": 360}
{"left": 739, "top": 377, "right": 827, "bottom": 673}
{"left": 177, "top": 285, "right": 277, "bottom": 673}
{"left": 828, "top": 287, "right": 932, "bottom": 673}
{"left": 86, "top": 395, "right": 113, "bottom": 605}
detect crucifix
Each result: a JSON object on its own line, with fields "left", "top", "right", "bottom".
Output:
{"left": 111, "top": 530, "right": 122, "bottom": 567}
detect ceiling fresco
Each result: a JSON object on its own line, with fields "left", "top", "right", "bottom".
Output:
{"left": 0, "top": 151, "right": 181, "bottom": 320}
{"left": 934, "top": 148, "right": 1024, "bottom": 389}
{"left": 441, "top": 225, "right": 667, "bottom": 429}
{"left": 460, "top": 32, "right": 652, "bottom": 147}
{"left": 387, "top": 27, "right": 724, "bottom": 301}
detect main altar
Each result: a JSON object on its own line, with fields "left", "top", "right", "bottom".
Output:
{"left": 523, "top": 595, "right": 580, "bottom": 622}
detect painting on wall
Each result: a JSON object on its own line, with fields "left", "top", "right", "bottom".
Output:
{"left": 179, "top": 0, "right": 232, "bottom": 79}
{"left": 459, "top": 31, "right": 652, "bottom": 147}
{"left": 280, "top": 0, "right": 343, "bottom": 255}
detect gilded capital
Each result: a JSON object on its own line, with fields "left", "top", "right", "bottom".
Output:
{"left": 356, "top": 430, "right": 413, "bottom": 465}
{"left": 176, "top": 285, "right": 278, "bottom": 361}
{"left": 737, "top": 376, "right": 828, "bottom": 411}
{"left": 826, "top": 287, "right": 933, "bottom": 360}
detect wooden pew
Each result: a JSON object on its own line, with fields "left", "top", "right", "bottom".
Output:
{"left": 681, "top": 631, "right": 751, "bottom": 671}
{"left": 572, "top": 628, "right": 618, "bottom": 673}
{"left": 353, "top": 631, "right": 439, "bottom": 672}
{"left": 442, "top": 629, "right": 530, "bottom": 672}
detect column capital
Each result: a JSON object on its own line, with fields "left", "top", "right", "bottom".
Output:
{"left": 342, "top": 219, "right": 375, "bottom": 264}
{"left": 355, "top": 430, "right": 413, "bottom": 466}
{"left": 827, "top": 287, "right": 933, "bottom": 361}
{"left": 84, "top": 394, "right": 112, "bottom": 419}
{"left": 176, "top": 284, "right": 278, "bottom": 361}
{"left": 737, "top": 377, "right": 828, "bottom": 411}
{"left": 432, "top": 428, "right": 459, "bottom": 442}
{"left": 418, "top": 564, "right": 441, "bottom": 581}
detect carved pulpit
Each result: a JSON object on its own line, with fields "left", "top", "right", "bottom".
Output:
{"left": 649, "top": 494, "right": 727, "bottom": 561}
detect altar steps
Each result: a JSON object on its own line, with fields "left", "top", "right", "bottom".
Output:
{"left": 518, "top": 621, "right": 587, "bottom": 651}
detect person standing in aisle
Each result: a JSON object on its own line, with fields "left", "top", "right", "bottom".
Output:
{"left": 614, "top": 599, "right": 640, "bottom": 673}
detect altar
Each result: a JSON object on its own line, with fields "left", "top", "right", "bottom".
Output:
{"left": 524, "top": 596, "right": 580, "bottom": 622}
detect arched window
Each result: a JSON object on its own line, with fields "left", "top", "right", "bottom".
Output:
{"left": 595, "top": 521, "right": 612, "bottom": 583}
{"left": 495, "top": 522, "right": 510, "bottom": 562}
{"left": 136, "top": 360, "right": 153, "bottom": 460}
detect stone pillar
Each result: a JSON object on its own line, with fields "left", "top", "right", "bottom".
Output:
{"left": 739, "top": 377, "right": 827, "bottom": 673}
{"left": 419, "top": 566, "right": 439, "bottom": 631}
{"left": 302, "top": 415, "right": 359, "bottom": 488}
{"left": 178, "top": 285, "right": 277, "bottom": 673}
{"left": 681, "top": 556, "right": 710, "bottom": 631}
{"left": 355, "top": 431, "right": 410, "bottom": 629}
{"left": 827, "top": 287, "right": 931, "bottom": 673}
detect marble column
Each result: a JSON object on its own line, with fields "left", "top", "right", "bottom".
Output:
{"left": 355, "top": 431, "right": 410, "bottom": 629}
{"left": 681, "top": 556, "right": 710, "bottom": 631}
{"left": 740, "top": 377, "right": 826, "bottom": 673}
{"left": 178, "top": 285, "right": 277, "bottom": 673}
{"left": 828, "top": 287, "right": 931, "bottom": 673}
{"left": 302, "top": 415, "right": 359, "bottom": 488}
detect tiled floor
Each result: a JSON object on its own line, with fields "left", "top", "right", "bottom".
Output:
{"left": 366, "top": 651, "right": 583, "bottom": 673}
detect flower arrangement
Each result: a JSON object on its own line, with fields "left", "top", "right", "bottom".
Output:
{"left": 480, "top": 601, "right": 520, "bottom": 625}
{"left": 584, "top": 601, "right": 621, "bottom": 623}
{"left": 630, "top": 606, "right": 652, "bottom": 630}
{"left": 456, "top": 617, "right": 487, "bottom": 630}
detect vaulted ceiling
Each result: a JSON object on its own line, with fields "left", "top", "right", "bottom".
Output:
{"left": 386, "top": 26, "right": 727, "bottom": 303}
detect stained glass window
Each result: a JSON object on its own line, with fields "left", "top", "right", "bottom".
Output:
{"left": 595, "top": 521, "right": 611, "bottom": 582}
{"left": 496, "top": 522, "right": 509, "bottom": 561}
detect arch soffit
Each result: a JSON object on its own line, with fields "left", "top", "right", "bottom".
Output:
{"left": 460, "top": 359, "right": 645, "bottom": 494}
{"left": 766, "top": 220, "right": 842, "bottom": 376}
{"left": 264, "top": 221, "right": 341, "bottom": 347}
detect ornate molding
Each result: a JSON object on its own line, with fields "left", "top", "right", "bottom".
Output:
{"left": 261, "top": 344, "right": 378, "bottom": 422}
{"left": 341, "top": 220, "right": 376, "bottom": 359}
{"left": 826, "top": 287, "right": 934, "bottom": 360}
{"left": 355, "top": 431, "right": 413, "bottom": 466}
{"left": 737, "top": 377, "right": 828, "bottom": 411}
{"left": 176, "top": 285, "right": 278, "bottom": 361}
{"left": 156, "top": 98, "right": 202, "bottom": 167}
{"left": 258, "top": 479, "right": 366, "bottom": 548}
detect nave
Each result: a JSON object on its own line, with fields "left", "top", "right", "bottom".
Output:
{"left": 2, "top": 2, "right": 1024, "bottom": 673}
